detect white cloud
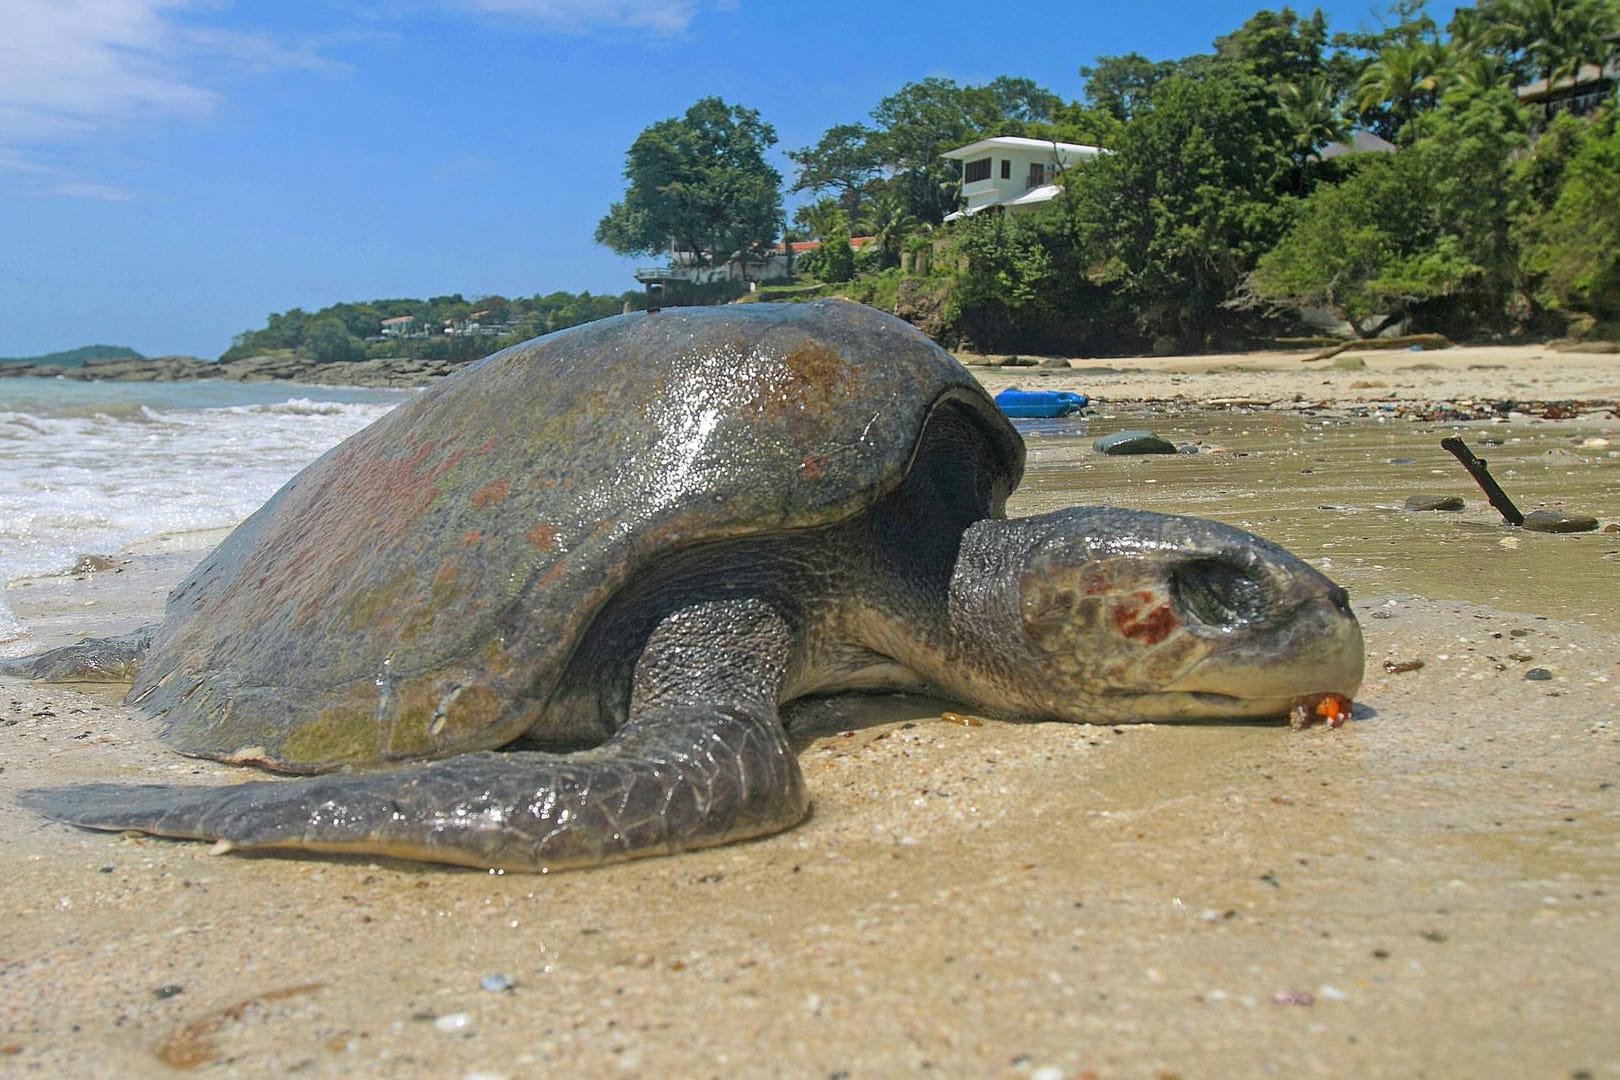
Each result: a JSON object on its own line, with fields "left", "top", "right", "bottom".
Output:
{"left": 0, "top": 0, "right": 219, "bottom": 141}
{"left": 457, "top": 0, "right": 730, "bottom": 35}
{"left": 0, "top": 0, "right": 343, "bottom": 197}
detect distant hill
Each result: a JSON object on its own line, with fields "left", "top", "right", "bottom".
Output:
{"left": 0, "top": 344, "right": 145, "bottom": 368}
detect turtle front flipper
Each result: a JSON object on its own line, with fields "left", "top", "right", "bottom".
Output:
{"left": 0, "top": 627, "right": 154, "bottom": 683}
{"left": 22, "top": 601, "right": 808, "bottom": 871}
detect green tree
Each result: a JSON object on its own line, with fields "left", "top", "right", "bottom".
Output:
{"left": 856, "top": 187, "right": 919, "bottom": 269}
{"left": 303, "top": 318, "right": 364, "bottom": 363}
{"left": 1214, "top": 6, "right": 1332, "bottom": 87}
{"left": 1470, "top": 0, "right": 1620, "bottom": 92}
{"left": 1070, "top": 65, "right": 1296, "bottom": 348}
{"left": 1523, "top": 112, "right": 1620, "bottom": 322}
{"left": 595, "top": 97, "right": 783, "bottom": 265}
{"left": 1079, "top": 52, "right": 1181, "bottom": 122}
{"left": 787, "top": 123, "right": 882, "bottom": 215}
{"left": 1252, "top": 86, "right": 1531, "bottom": 334}
{"left": 1355, "top": 39, "right": 1446, "bottom": 143}
{"left": 1277, "top": 73, "right": 1352, "bottom": 167}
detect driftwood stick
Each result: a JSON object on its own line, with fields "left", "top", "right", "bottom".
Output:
{"left": 1440, "top": 436, "right": 1524, "bottom": 526}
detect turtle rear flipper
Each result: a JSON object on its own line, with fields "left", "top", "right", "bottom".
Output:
{"left": 23, "top": 601, "right": 808, "bottom": 871}
{"left": 0, "top": 627, "right": 154, "bottom": 683}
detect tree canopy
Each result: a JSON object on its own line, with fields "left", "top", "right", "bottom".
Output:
{"left": 595, "top": 97, "right": 783, "bottom": 264}
{"left": 591, "top": 0, "right": 1620, "bottom": 351}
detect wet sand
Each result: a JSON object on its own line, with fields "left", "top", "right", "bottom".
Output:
{"left": 3, "top": 344, "right": 1618, "bottom": 1077}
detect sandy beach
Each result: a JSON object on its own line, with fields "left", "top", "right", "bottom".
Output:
{"left": 3, "top": 343, "right": 1618, "bottom": 1077}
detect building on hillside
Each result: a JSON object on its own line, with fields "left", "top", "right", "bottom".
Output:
{"left": 633, "top": 237, "right": 871, "bottom": 290}
{"left": 940, "top": 136, "right": 1104, "bottom": 221}
{"left": 378, "top": 315, "right": 425, "bottom": 339}
{"left": 1317, "top": 130, "right": 1398, "bottom": 160}
{"left": 1516, "top": 55, "right": 1620, "bottom": 120}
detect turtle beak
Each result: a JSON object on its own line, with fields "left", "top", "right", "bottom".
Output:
{"left": 1163, "top": 572, "right": 1365, "bottom": 713}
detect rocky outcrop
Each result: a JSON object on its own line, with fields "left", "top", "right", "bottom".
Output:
{"left": 0, "top": 352, "right": 474, "bottom": 389}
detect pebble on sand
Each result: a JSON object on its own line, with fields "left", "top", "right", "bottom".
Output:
{"left": 1094, "top": 429, "right": 1177, "bottom": 455}
{"left": 1404, "top": 495, "right": 1466, "bottom": 512}
{"left": 1521, "top": 510, "right": 1599, "bottom": 533}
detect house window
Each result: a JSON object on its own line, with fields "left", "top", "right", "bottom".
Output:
{"left": 1000, "top": 159, "right": 1011, "bottom": 179}
{"left": 1027, "top": 162, "right": 1051, "bottom": 188}
{"left": 964, "top": 157, "right": 992, "bottom": 183}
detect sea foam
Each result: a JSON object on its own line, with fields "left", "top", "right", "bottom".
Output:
{"left": 0, "top": 380, "right": 406, "bottom": 653}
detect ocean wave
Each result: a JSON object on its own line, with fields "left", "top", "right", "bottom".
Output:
{"left": 0, "top": 380, "right": 402, "bottom": 652}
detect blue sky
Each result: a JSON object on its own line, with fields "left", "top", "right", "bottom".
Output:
{"left": 1, "top": 0, "right": 1459, "bottom": 359}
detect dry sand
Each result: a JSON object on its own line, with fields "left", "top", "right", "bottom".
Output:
{"left": 3, "top": 344, "right": 1618, "bottom": 1078}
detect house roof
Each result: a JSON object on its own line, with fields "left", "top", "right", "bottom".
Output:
{"left": 1516, "top": 59, "right": 1620, "bottom": 102}
{"left": 941, "top": 136, "right": 1103, "bottom": 162}
{"left": 1318, "top": 130, "right": 1398, "bottom": 160}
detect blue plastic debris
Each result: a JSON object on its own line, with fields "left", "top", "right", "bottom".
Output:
{"left": 994, "top": 388, "right": 1088, "bottom": 418}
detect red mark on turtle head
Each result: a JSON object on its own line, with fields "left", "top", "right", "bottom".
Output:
{"left": 1113, "top": 590, "right": 1178, "bottom": 645}
{"left": 526, "top": 522, "right": 559, "bottom": 550}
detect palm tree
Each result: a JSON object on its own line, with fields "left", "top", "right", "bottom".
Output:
{"left": 1357, "top": 39, "right": 1445, "bottom": 143}
{"left": 1278, "top": 74, "right": 1352, "bottom": 163}
{"left": 857, "top": 188, "right": 920, "bottom": 268}
{"left": 796, "top": 197, "right": 850, "bottom": 243}
{"left": 1499, "top": 0, "right": 1613, "bottom": 88}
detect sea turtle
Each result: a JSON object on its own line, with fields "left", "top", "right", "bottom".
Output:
{"left": 8, "top": 301, "right": 1363, "bottom": 871}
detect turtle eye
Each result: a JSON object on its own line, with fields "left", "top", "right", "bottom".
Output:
{"left": 1172, "top": 558, "right": 1266, "bottom": 628}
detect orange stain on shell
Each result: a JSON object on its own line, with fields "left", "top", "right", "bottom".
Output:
{"left": 471, "top": 478, "right": 511, "bottom": 508}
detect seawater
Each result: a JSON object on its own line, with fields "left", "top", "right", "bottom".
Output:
{"left": 0, "top": 377, "right": 410, "bottom": 653}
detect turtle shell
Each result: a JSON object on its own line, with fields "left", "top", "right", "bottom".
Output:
{"left": 130, "top": 300, "right": 1024, "bottom": 770}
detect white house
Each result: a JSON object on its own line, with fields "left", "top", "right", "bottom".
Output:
{"left": 941, "top": 136, "right": 1104, "bottom": 220}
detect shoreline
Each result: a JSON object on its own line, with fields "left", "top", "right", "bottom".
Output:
{"left": 5, "top": 337, "right": 1619, "bottom": 399}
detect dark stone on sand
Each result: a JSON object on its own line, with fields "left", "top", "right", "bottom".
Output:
{"left": 1404, "top": 495, "right": 1465, "bottom": 512}
{"left": 1521, "top": 509, "right": 1599, "bottom": 533}
{"left": 1523, "top": 667, "right": 1553, "bottom": 681}
{"left": 1094, "top": 430, "right": 1177, "bottom": 455}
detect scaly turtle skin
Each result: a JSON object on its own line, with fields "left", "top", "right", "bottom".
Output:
{"left": 10, "top": 300, "right": 1363, "bottom": 871}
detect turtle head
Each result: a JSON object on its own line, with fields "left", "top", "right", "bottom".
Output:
{"left": 946, "top": 507, "right": 1363, "bottom": 723}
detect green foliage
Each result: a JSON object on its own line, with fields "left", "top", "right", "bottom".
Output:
{"left": 222, "top": 291, "right": 642, "bottom": 364}
{"left": 0, "top": 343, "right": 144, "bottom": 366}
{"left": 1079, "top": 53, "right": 1182, "bottom": 122}
{"left": 1214, "top": 6, "right": 1331, "bottom": 87}
{"left": 595, "top": 97, "right": 782, "bottom": 263}
{"left": 1523, "top": 111, "right": 1620, "bottom": 320}
{"left": 303, "top": 318, "right": 364, "bottom": 363}
{"left": 787, "top": 123, "right": 882, "bottom": 213}
{"left": 1252, "top": 86, "right": 1531, "bottom": 333}
{"left": 1069, "top": 65, "right": 1296, "bottom": 348}
{"left": 942, "top": 204, "right": 1122, "bottom": 353}
{"left": 802, "top": 232, "right": 855, "bottom": 284}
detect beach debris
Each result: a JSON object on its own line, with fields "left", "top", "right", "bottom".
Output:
{"left": 1305, "top": 333, "right": 1453, "bottom": 361}
{"left": 1524, "top": 668, "right": 1554, "bottom": 681}
{"left": 1094, "top": 429, "right": 1177, "bottom": 455}
{"left": 1441, "top": 437, "right": 1524, "bottom": 525}
{"left": 1403, "top": 495, "right": 1464, "bottom": 512}
{"left": 433, "top": 1012, "right": 473, "bottom": 1034}
{"left": 1521, "top": 509, "right": 1599, "bottom": 533}
{"left": 152, "top": 982, "right": 325, "bottom": 1069}
{"left": 1289, "top": 692, "right": 1353, "bottom": 730}
{"left": 1271, "top": 989, "right": 1316, "bottom": 1006}
{"left": 479, "top": 972, "right": 514, "bottom": 992}
{"left": 71, "top": 554, "right": 127, "bottom": 577}
{"left": 1382, "top": 658, "right": 1425, "bottom": 674}
{"left": 994, "top": 387, "right": 1087, "bottom": 418}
